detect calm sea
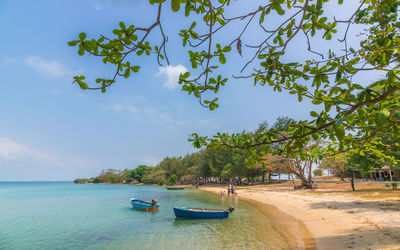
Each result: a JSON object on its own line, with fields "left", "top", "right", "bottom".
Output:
{"left": 0, "top": 182, "right": 289, "bottom": 249}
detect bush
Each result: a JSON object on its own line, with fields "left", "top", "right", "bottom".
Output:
{"left": 312, "top": 169, "right": 323, "bottom": 177}
{"left": 73, "top": 178, "right": 88, "bottom": 184}
{"left": 156, "top": 177, "right": 166, "bottom": 186}
{"left": 391, "top": 183, "right": 398, "bottom": 190}
{"left": 169, "top": 174, "right": 178, "bottom": 185}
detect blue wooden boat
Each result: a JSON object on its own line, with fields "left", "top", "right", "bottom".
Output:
{"left": 130, "top": 198, "right": 159, "bottom": 211}
{"left": 173, "top": 207, "right": 234, "bottom": 219}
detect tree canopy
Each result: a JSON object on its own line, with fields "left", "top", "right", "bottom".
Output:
{"left": 68, "top": 0, "right": 400, "bottom": 167}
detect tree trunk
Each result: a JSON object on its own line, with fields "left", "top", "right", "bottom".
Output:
{"left": 291, "top": 159, "right": 313, "bottom": 189}
{"left": 308, "top": 160, "right": 312, "bottom": 184}
{"left": 298, "top": 174, "right": 312, "bottom": 189}
{"left": 261, "top": 171, "right": 265, "bottom": 183}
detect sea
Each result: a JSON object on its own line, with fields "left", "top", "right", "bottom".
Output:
{"left": 0, "top": 182, "right": 291, "bottom": 249}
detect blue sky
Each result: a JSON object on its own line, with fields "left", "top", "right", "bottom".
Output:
{"left": 0, "top": 0, "right": 379, "bottom": 181}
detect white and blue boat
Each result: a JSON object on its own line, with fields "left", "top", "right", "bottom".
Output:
{"left": 173, "top": 207, "right": 234, "bottom": 219}
{"left": 130, "top": 198, "right": 159, "bottom": 211}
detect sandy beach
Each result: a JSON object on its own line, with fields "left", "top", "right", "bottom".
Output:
{"left": 199, "top": 181, "right": 400, "bottom": 250}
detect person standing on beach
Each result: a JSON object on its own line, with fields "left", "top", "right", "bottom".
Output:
{"left": 350, "top": 178, "right": 355, "bottom": 191}
{"left": 227, "top": 185, "right": 231, "bottom": 196}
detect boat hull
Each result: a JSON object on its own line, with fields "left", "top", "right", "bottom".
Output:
{"left": 173, "top": 207, "right": 230, "bottom": 219}
{"left": 130, "top": 198, "right": 159, "bottom": 211}
{"left": 166, "top": 187, "right": 185, "bottom": 190}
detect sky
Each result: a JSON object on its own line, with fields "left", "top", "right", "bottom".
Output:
{"left": 0, "top": 0, "right": 379, "bottom": 181}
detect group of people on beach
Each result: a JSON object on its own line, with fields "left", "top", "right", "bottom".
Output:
{"left": 220, "top": 185, "right": 238, "bottom": 196}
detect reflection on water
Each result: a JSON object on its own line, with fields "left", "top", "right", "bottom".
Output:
{"left": 0, "top": 182, "right": 290, "bottom": 249}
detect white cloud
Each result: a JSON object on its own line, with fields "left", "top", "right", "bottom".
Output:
{"left": 3, "top": 57, "right": 17, "bottom": 64}
{"left": 0, "top": 138, "right": 28, "bottom": 160}
{"left": 0, "top": 137, "right": 90, "bottom": 167}
{"left": 112, "top": 103, "right": 181, "bottom": 125}
{"left": 24, "top": 56, "right": 83, "bottom": 78}
{"left": 94, "top": 3, "right": 102, "bottom": 10}
{"left": 195, "top": 118, "right": 222, "bottom": 129}
{"left": 142, "top": 157, "right": 159, "bottom": 166}
{"left": 112, "top": 103, "right": 139, "bottom": 113}
{"left": 156, "top": 65, "right": 188, "bottom": 89}
{"left": 76, "top": 93, "right": 87, "bottom": 98}
{"left": 91, "top": 0, "right": 110, "bottom": 10}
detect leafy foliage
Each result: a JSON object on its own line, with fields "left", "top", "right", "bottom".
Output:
{"left": 69, "top": 0, "right": 400, "bottom": 168}
{"left": 319, "top": 153, "right": 350, "bottom": 179}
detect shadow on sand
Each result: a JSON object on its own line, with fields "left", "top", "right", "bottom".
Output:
{"left": 313, "top": 227, "right": 400, "bottom": 249}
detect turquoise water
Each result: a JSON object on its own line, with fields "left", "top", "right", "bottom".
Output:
{"left": 0, "top": 182, "right": 289, "bottom": 249}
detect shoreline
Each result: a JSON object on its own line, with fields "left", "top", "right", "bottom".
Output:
{"left": 198, "top": 186, "right": 316, "bottom": 249}
{"left": 198, "top": 185, "right": 400, "bottom": 250}
{"left": 234, "top": 192, "right": 316, "bottom": 249}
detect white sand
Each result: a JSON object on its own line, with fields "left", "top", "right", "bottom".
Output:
{"left": 200, "top": 186, "right": 400, "bottom": 250}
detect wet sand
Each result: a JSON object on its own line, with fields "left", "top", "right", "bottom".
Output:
{"left": 240, "top": 196, "right": 316, "bottom": 249}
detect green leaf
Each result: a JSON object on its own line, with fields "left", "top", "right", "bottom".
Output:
{"left": 185, "top": 3, "right": 190, "bottom": 16}
{"left": 171, "top": 0, "right": 180, "bottom": 12}
{"left": 182, "top": 71, "right": 190, "bottom": 79}
{"left": 324, "top": 102, "right": 332, "bottom": 112}
{"left": 78, "top": 46, "right": 84, "bottom": 56}
{"left": 379, "top": 109, "right": 390, "bottom": 122}
{"left": 335, "top": 71, "right": 342, "bottom": 82}
{"left": 79, "top": 32, "right": 86, "bottom": 41}
{"left": 312, "top": 99, "right": 323, "bottom": 105}
{"left": 78, "top": 81, "right": 88, "bottom": 90}
{"left": 68, "top": 40, "right": 79, "bottom": 46}
{"left": 303, "top": 23, "right": 312, "bottom": 30}
{"left": 219, "top": 54, "right": 226, "bottom": 64}
{"left": 130, "top": 66, "right": 140, "bottom": 72}
{"left": 335, "top": 117, "right": 344, "bottom": 126}
{"left": 275, "top": 4, "right": 285, "bottom": 15}
{"left": 334, "top": 126, "right": 345, "bottom": 141}
{"left": 298, "top": 93, "right": 303, "bottom": 102}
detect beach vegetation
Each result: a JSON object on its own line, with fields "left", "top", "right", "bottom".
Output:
{"left": 74, "top": 116, "right": 400, "bottom": 187}
{"left": 168, "top": 174, "right": 178, "bottom": 185}
{"left": 312, "top": 169, "right": 322, "bottom": 177}
{"left": 73, "top": 178, "right": 89, "bottom": 184}
{"left": 319, "top": 154, "right": 350, "bottom": 180}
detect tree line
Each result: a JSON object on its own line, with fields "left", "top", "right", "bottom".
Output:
{"left": 75, "top": 116, "right": 400, "bottom": 187}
